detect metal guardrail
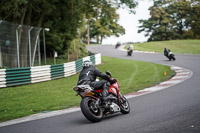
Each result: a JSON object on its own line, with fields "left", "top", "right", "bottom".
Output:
{"left": 0, "top": 20, "right": 43, "bottom": 68}
{"left": 0, "top": 54, "right": 101, "bottom": 88}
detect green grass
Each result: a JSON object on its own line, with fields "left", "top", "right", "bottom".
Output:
{"left": 132, "top": 40, "right": 200, "bottom": 54}
{"left": 0, "top": 56, "right": 175, "bottom": 122}
{"left": 98, "top": 57, "right": 175, "bottom": 94}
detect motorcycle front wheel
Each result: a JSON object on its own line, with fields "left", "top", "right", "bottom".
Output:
{"left": 172, "top": 55, "right": 176, "bottom": 61}
{"left": 119, "top": 95, "right": 130, "bottom": 114}
{"left": 80, "top": 97, "right": 103, "bottom": 122}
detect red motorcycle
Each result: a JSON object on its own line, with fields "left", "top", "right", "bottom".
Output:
{"left": 73, "top": 71, "right": 130, "bottom": 122}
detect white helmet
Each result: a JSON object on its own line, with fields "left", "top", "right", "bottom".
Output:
{"left": 83, "top": 60, "right": 93, "bottom": 67}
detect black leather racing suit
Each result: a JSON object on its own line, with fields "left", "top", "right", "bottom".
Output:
{"left": 164, "top": 48, "right": 170, "bottom": 57}
{"left": 77, "top": 66, "right": 114, "bottom": 97}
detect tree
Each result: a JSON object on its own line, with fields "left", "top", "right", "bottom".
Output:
{"left": 89, "top": 1, "right": 125, "bottom": 43}
{"left": 0, "top": 0, "right": 137, "bottom": 63}
{"left": 138, "top": 2, "right": 174, "bottom": 41}
{"left": 0, "top": 0, "right": 85, "bottom": 59}
{"left": 190, "top": 0, "right": 200, "bottom": 38}
{"left": 138, "top": 0, "right": 200, "bottom": 41}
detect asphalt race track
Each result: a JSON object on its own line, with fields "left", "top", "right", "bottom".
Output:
{"left": 0, "top": 45, "right": 200, "bottom": 133}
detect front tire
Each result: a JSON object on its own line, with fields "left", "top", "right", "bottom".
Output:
{"left": 119, "top": 95, "right": 130, "bottom": 114}
{"left": 80, "top": 97, "right": 103, "bottom": 122}
{"left": 172, "top": 55, "right": 176, "bottom": 61}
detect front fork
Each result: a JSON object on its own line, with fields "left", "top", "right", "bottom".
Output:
{"left": 118, "top": 91, "right": 121, "bottom": 105}
{"left": 118, "top": 92, "right": 126, "bottom": 105}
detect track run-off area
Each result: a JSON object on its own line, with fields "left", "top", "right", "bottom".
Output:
{"left": 0, "top": 45, "right": 200, "bottom": 133}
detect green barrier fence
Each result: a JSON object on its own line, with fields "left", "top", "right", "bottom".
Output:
{"left": 0, "top": 54, "right": 101, "bottom": 88}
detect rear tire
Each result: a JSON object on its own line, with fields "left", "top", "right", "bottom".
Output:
{"left": 80, "top": 97, "right": 103, "bottom": 122}
{"left": 119, "top": 95, "right": 130, "bottom": 114}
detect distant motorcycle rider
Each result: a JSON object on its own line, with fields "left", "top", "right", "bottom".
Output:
{"left": 164, "top": 48, "right": 176, "bottom": 61}
{"left": 77, "top": 60, "right": 116, "bottom": 101}
{"left": 128, "top": 45, "right": 133, "bottom": 50}
{"left": 164, "top": 48, "right": 170, "bottom": 57}
{"left": 127, "top": 44, "right": 134, "bottom": 56}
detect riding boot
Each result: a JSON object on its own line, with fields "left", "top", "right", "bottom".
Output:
{"left": 101, "top": 83, "right": 110, "bottom": 101}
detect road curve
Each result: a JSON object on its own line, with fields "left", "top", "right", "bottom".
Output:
{"left": 0, "top": 45, "right": 200, "bottom": 133}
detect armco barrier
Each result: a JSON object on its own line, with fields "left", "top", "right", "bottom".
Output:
{"left": 6, "top": 67, "right": 31, "bottom": 87}
{"left": 0, "top": 69, "right": 6, "bottom": 88}
{"left": 64, "top": 61, "right": 76, "bottom": 77}
{"left": 94, "top": 54, "right": 101, "bottom": 65}
{"left": 31, "top": 65, "right": 51, "bottom": 83}
{"left": 51, "top": 64, "right": 64, "bottom": 79}
{"left": 0, "top": 53, "right": 101, "bottom": 88}
{"left": 75, "top": 58, "right": 83, "bottom": 73}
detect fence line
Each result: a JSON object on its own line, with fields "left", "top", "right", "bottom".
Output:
{"left": 0, "top": 53, "right": 101, "bottom": 88}
{"left": 0, "top": 20, "right": 43, "bottom": 68}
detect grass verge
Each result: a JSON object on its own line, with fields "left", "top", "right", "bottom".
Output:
{"left": 128, "top": 40, "right": 200, "bottom": 54}
{"left": 0, "top": 56, "right": 175, "bottom": 122}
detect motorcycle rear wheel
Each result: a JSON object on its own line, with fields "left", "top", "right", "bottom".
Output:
{"left": 80, "top": 97, "right": 103, "bottom": 122}
{"left": 120, "top": 95, "right": 130, "bottom": 114}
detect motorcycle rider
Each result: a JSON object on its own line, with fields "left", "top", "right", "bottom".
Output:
{"left": 164, "top": 48, "right": 176, "bottom": 61}
{"left": 77, "top": 60, "right": 116, "bottom": 101}
{"left": 127, "top": 44, "right": 133, "bottom": 56}
{"left": 164, "top": 48, "right": 170, "bottom": 58}
{"left": 128, "top": 44, "right": 133, "bottom": 51}
{"left": 115, "top": 42, "right": 121, "bottom": 49}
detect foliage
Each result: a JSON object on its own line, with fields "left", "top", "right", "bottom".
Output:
{"left": 138, "top": 0, "right": 200, "bottom": 41}
{"left": 88, "top": 1, "right": 125, "bottom": 43}
{"left": 0, "top": 0, "right": 138, "bottom": 57}
{"left": 0, "top": 66, "right": 8, "bottom": 69}
{"left": 41, "top": 39, "right": 89, "bottom": 65}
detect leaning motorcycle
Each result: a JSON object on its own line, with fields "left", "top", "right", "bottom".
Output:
{"left": 166, "top": 52, "right": 176, "bottom": 61}
{"left": 73, "top": 71, "right": 130, "bottom": 122}
{"left": 127, "top": 49, "right": 133, "bottom": 56}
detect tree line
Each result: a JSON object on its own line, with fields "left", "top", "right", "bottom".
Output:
{"left": 0, "top": 0, "right": 137, "bottom": 58}
{"left": 138, "top": 0, "right": 200, "bottom": 41}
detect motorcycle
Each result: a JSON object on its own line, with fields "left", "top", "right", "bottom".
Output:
{"left": 115, "top": 42, "right": 121, "bottom": 49}
{"left": 165, "top": 52, "right": 176, "bottom": 61}
{"left": 127, "top": 49, "right": 133, "bottom": 56}
{"left": 167, "top": 52, "right": 176, "bottom": 61}
{"left": 164, "top": 48, "right": 176, "bottom": 61}
{"left": 127, "top": 45, "right": 133, "bottom": 56}
{"left": 73, "top": 71, "right": 130, "bottom": 122}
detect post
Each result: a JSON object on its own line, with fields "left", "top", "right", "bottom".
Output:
{"left": 0, "top": 44, "right": 1, "bottom": 67}
{"left": 53, "top": 50, "right": 56, "bottom": 64}
{"left": 32, "top": 35, "right": 38, "bottom": 66}
{"left": 43, "top": 28, "right": 49, "bottom": 65}
{"left": 38, "top": 28, "right": 42, "bottom": 66}
{"left": 87, "top": 19, "right": 90, "bottom": 45}
{"left": 0, "top": 20, "right": 2, "bottom": 67}
{"left": 16, "top": 25, "right": 22, "bottom": 68}
{"left": 73, "top": 40, "right": 75, "bottom": 51}
{"left": 28, "top": 27, "right": 33, "bottom": 67}
{"left": 77, "top": 49, "right": 79, "bottom": 60}
{"left": 67, "top": 49, "right": 69, "bottom": 62}
{"left": 43, "top": 29, "right": 46, "bottom": 65}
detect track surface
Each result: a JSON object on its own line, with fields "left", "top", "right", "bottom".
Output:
{"left": 0, "top": 45, "right": 200, "bottom": 133}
